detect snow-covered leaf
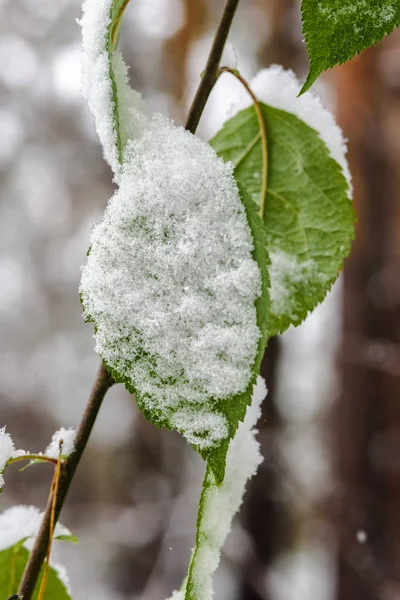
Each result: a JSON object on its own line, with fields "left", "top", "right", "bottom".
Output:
{"left": 0, "top": 506, "right": 74, "bottom": 552}
{"left": 0, "top": 546, "right": 71, "bottom": 600}
{"left": 81, "top": 0, "right": 148, "bottom": 174}
{"left": 0, "top": 427, "right": 16, "bottom": 489}
{"left": 80, "top": 120, "right": 268, "bottom": 482}
{"left": 210, "top": 67, "right": 355, "bottom": 337}
{"left": 166, "top": 377, "right": 266, "bottom": 600}
{"left": 300, "top": 0, "right": 400, "bottom": 93}
{"left": 80, "top": 0, "right": 271, "bottom": 480}
{"left": 0, "top": 506, "right": 73, "bottom": 600}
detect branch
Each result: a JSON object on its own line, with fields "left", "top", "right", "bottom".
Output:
{"left": 185, "top": 0, "right": 240, "bottom": 134}
{"left": 18, "top": 362, "right": 114, "bottom": 599}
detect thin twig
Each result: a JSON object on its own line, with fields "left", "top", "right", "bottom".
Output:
{"left": 185, "top": 0, "right": 240, "bottom": 134}
{"left": 219, "top": 67, "right": 269, "bottom": 218}
{"left": 18, "top": 362, "right": 114, "bottom": 599}
{"left": 8, "top": 455, "right": 58, "bottom": 467}
{"left": 37, "top": 454, "right": 62, "bottom": 600}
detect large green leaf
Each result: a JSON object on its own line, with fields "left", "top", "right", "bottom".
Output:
{"left": 210, "top": 103, "right": 355, "bottom": 337}
{"left": 0, "top": 545, "right": 71, "bottom": 600}
{"left": 300, "top": 0, "right": 400, "bottom": 93}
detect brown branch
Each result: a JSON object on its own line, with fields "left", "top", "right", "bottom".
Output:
{"left": 185, "top": 0, "right": 240, "bottom": 134}
{"left": 18, "top": 362, "right": 114, "bottom": 599}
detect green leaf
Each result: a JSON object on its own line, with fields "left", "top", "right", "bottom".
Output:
{"left": 55, "top": 534, "right": 79, "bottom": 544}
{"left": 106, "top": 0, "right": 131, "bottom": 163}
{"left": 0, "top": 546, "right": 71, "bottom": 600}
{"left": 210, "top": 103, "right": 355, "bottom": 337}
{"left": 300, "top": 0, "right": 400, "bottom": 93}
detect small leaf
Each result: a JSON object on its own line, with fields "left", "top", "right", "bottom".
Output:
{"left": 54, "top": 534, "right": 79, "bottom": 544}
{"left": 300, "top": 0, "right": 400, "bottom": 93}
{"left": 0, "top": 546, "right": 71, "bottom": 600}
{"left": 210, "top": 102, "right": 355, "bottom": 336}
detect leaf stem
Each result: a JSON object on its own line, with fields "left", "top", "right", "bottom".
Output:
{"left": 7, "top": 455, "right": 58, "bottom": 467}
{"left": 17, "top": 362, "right": 114, "bottom": 599}
{"left": 219, "top": 67, "right": 268, "bottom": 218}
{"left": 185, "top": 0, "right": 240, "bottom": 134}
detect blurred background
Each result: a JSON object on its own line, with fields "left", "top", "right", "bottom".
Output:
{"left": 1, "top": 0, "right": 400, "bottom": 598}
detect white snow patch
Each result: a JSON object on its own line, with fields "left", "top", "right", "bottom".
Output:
{"left": 45, "top": 427, "right": 76, "bottom": 459}
{"left": 269, "top": 250, "right": 326, "bottom": 319}
{"left": 227, "top": 65, "right": 352, "bottom": 194}
{"left": 0, "top": 505, "right": 71, "bottom": 551}
{"left": 318, "top": 1, "right": 396, "bottom": 26}
{"left": 181, "top": 376, "right": 266, "bottom": 600}
{"left": 80, "top": 0, "right": 119, "bottom": 174}
{"left": 53, "top": 562, "right": 73, "bottom": 594}
{"left": 0, "top": 427, "right": 16, "bottom": 479}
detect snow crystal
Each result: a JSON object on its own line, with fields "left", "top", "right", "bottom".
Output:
{"left": 53, "top": 562, "right": 72, "bottom": 594}
{"left": 171, "top": 410, "right": 228, "bottom": 450}
{"left": 45, "top": 427, "right": 76, "bottom": 459}
{"left": 227, "top": 65, "right": 352, "bottom": 194}
{"left": 80, "top": 114, "right": 261, "bottom": 448}
{"left": 318, "top": 1, "right": 396, "bottom": 26}
{"left": 269, "top": 250, "right": 327, "bottom": 319}
{"left": 0, "top": 505, "right": 71, "bottom": 552}
{"left": 81, "top": 0, "right": 119, "bottom": 174}
{"left": 112, "top": 52, "right": 150, "bottom": 155}
{"left": 184, "top": 376, "right": 266, "bottom": 600}
{"left": 0, "top": 427, "right": 15, "bottom": 471}
{"left": 0, "top": 427, "right": 17, "bottom": 488}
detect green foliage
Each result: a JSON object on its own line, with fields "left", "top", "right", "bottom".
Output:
{"left": 210, "top": 103, "right": 355, "bottom": 336}
{"left": 300, "top": 0, "right": 400, "bottom": 93}
{"left": 0, "top": 545, "right": 71, "bottom": 600}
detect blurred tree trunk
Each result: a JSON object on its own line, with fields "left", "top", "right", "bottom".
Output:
{"left": 334, "top": 32, "right": 400, "bottom": 600}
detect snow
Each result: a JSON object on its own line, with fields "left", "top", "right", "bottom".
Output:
{"left": 269, "top": 250, "right": 326, "bottom": 319}
{"left": 0, "top": 505, "right": 71, "bottom": 552}
{"left": 227, "top": 65, "right": 352, "bottom": 194}
{"left": 45, "top": 427, "right": 76, "bottom": 459}
{"left": 317, "top": 1, "right": 396, "bottom": 26}
{"left": 53, "top": 562, "right": 73, "bottom": 594}
{"left": 80, "top": 113, "right": 261, "bottom": 449}
{"left": 112, "top": 52, "right": 149, "bottom": 156}
{"left": 170, "top": 376, "right": 266, "bottom": 600}
{"left": 0, "top": 427, "right": 17, "bottom": 488}
{"left": 0, "top": 427, "right": 15, "bottom": 469}
{"left": 80, "top": 0, "right": 119, "bottom": 174}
